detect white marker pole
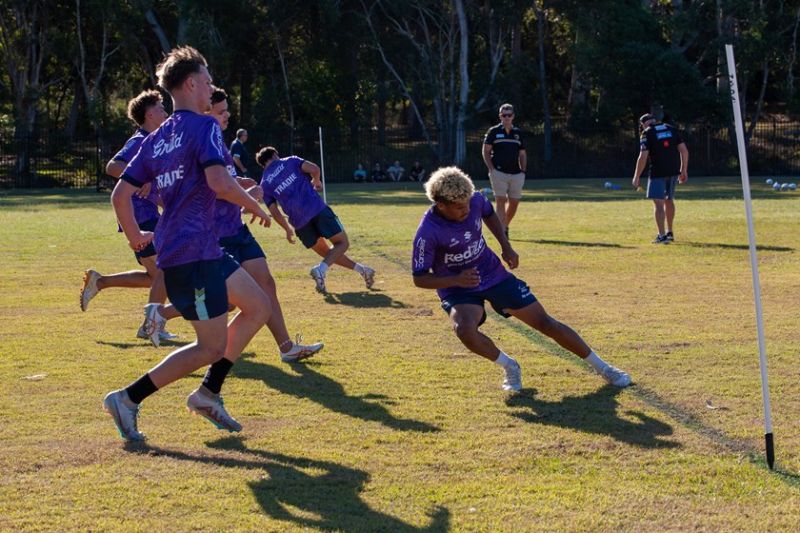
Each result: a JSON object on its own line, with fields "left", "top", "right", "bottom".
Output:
{"left": 318, "top": 126, "right": 327, "bottom": 203}
{"left": 725, "top": 44, "right": 775, "bottom": 469}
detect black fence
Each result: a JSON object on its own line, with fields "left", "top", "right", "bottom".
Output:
{"left": 2, "top": 119, "right": 799, "bottom": 189}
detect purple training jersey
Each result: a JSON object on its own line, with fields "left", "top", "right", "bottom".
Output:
{"left": 412, "top": 192, "right": 510, "bottom": 300}
{"left": 259, "top": 156, "right": 326, "bottom": 229}
{"left": 113, "top": 129, "right": 160, "bottom": 226}
{"left": 213, "top": 147, "right": 244, "bottom": 239}
{"left": 121, "top": 110, "right": 227, "bottom": 269}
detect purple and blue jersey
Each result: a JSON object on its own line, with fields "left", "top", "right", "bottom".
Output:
{"left": 121, "top": 110, "right": 227, "bottom": 269}
{"left": 259, "top": 156, "right": 326, "bottom": 229}
{"left": 213, "top": 148, "right": 244, "bottom": 239}
{"left": 113, "top": 129, "right": 160, "bottom": 225}
{"left": 412, "top": 192, "right": 510, "bottom": 300}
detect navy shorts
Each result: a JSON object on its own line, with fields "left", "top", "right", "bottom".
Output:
{"left": 295, "top": 206, "right": 345, "bottom": 248}
{"left": 163, "top": 255, "right": 240, "bottom": 321}
{"left": 440, "top": 274, "right": 537, "bottom": 324}
{"left": 219, "top": 224, "right": 266, "bottom": 264}
{"left": 134, "top": 218, "right": 159, "bottom": 264}
{"left": 647, "top": 176, "right": 679, "bottom": 200}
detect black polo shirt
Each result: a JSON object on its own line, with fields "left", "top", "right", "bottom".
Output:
{"left": 230, "top": 139, "right": 250, "bottom": 177}
{"left": 483, "top": 123, "right": 525, "bottom": 174}
{"left": 639, "top": 122, "right": 684, "bottom": 178}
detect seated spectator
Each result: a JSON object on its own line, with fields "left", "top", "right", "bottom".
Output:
{"left": 387, "top": 160, "right": 405, "bottom": 182}
{"left": 353, "top": 162, "right": 367, "bottom": 182}
{"left": 409, "top": 160, "right": 425, "bottom": 182}
{"left": 371, "top": 162, "right": 386, "bottom": 182}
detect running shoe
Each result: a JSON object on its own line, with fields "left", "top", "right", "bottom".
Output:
{"left": 80, "top": 269, "right": 101, "bottom": 311}
{"left": 186, "top": 387, "right": 242, "bottom": 432}
{"left": 103, "top": 389, "right": 145, "bottom": 442}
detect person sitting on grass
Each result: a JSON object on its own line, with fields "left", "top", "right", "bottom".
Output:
{"left": 353, "top": 163, "right": 367, "bottom": 182}
{"left": 387, "top": 160, "right": 405, "bottom": 182}
{"left": 256, "top": 146, "right": 376, "bottom": 295}
{"left": 411, "top": 166, "right": 631, "bottom": 392}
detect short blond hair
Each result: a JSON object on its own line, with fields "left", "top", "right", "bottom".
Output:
{"left": 499, "top": 103, "right": 514, "bottom": 114}
{"left": 424, "top": 166, "right": 474, "bottom": 203}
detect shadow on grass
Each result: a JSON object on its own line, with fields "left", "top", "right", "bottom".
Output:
{"left": 506, "top": 384, "right": 679, "bottom": 449}
{"left": 682, "top": 241, "right": 794, "bottom": 253}
{"left": 323, "top": 289, "right": 409, "bottom": 308}
{"left": 512, "top": 238, "right": 633, "bottom": 249}
{"left": 126, "top": 437, "right": 449, "bottom": 532}
{"left": 234, "top": 358, "right": 439, "bottom": 433}
{"left": 96, "top": 339, "right": 186, "bottom": 349}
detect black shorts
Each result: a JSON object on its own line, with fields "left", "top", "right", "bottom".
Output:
{"left": 295, "top": 206, "right": 345, "bottom": 248}
{"left": 441, "top": 275, "right": 537, "bottom": 324}
{"left": 133, "top": 218, "right": 159, "bottom": 264}
{"left": 219, "top": 224, "right": 266, "bottom": 264}
{"left": 163, "top": 255, "right": 240, "bottom": 321}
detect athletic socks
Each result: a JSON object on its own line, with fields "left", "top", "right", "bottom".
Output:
{"left": 584, "top": 350, "right": 609, "bottom": 373}
{"left": 316, "top": 262, "right": 330, "bottom": 276}
{"left": 354, "top": 263, "right": 366, "bottom": 275}
{"left": 493, "top": 351, "right": 514, "bottom": 368}
{"left": 202, "top": 357, "right": 234, "bottom": 394}
{"left": 125, "top": 373, "right": 158, "bottom": 404}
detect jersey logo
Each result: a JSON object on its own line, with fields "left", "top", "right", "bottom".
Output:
{"left": 663, "top": 140, "right": 670, "bottom": 147}
{"left": 497, "top": 133, "right": 505, "bottom": 138}
{"left": 414, "top": 238, "right": 427, "bottom": 270}
{"left": 463, "top": 231, "right": 472, "bottom": 241}
{"left": 449, "top": 238, "right": 460, "bottom": 247}
{"left": 153, "top": 132, "right": 183, "bottom": 157}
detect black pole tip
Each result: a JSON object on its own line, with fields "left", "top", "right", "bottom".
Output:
{"left": 765, "top": 433, "right": 775, "bottom": 470}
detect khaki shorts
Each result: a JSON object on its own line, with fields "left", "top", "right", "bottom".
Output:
{"left": 489, "top": 169, "right": 525, "bottom": 199}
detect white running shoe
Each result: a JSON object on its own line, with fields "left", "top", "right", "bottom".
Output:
{"left": 502, "top": 359, "right": 522, "bottom": 392}
{"left": 280, "top": 334, "right": 324, "bottom": 363}
{"left": 309, "top": 266, "right": 327, "bottom": 293}
{"left": 80, "top": 269, "right": 101, "bottom": 311}
{"left": 103, "top": 389, "right": 145, "bottom": 442}
{"left": 600, "top": 365, "right": 632, "bottom": 387}
{"left": 142, "top": 303, "right": 167, "bottom": 348}
{"left": 137, "top": 325, "right": 178, "bottom": 342}
{"left": 186, "top": 387, "right": 242, "bottom": 432}
{"left": 360, "top": 266, "right": 376, "bottom": 289}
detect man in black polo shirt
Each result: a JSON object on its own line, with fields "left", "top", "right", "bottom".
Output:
{"left": 230, "top": 128, "right": 252, "bottom": 178}
{"left": 632, "top": 113, "right": 689, "bottom": 244}
{"left": 482, "top": 103, "right": 527, "bottom": 236}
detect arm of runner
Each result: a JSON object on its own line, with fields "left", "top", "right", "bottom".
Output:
{"left": 484, "top": 210, "right": 518, "bottom": 269}
{"left": 106, "top": 160, "right": 126, "bottom": 178}
{"left": 111, "top": 180, "right": 153, "bottom": 251}
{"left": 266, "top": 203, "right": 295, "bottom": 243}
{"left": 205, "top": 165, "right": 271, "bottom": 227}
{"left": 519, "top": 149, "right": 527, "bottom": 175}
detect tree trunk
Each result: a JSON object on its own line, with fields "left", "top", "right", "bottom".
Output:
{"left": 536, "top": 2, "right": 552, "bottom": 163}
{"left": 567, "top": 28, "right": 589, "bottom": 120}
{"left": 454, "top": 0, "right": 469, "bottom": 166}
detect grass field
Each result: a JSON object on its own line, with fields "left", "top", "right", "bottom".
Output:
{"left": 1, "top": 177, "right": 799, "bottom": 531}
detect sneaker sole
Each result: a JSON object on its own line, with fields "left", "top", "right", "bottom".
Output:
{"left": 280, "top": 345, "right": 324, "bottom": 363}
{"left": 80, "top": 270, "right": 98, "bottom": 312}
{"left": 187, "top": 406, "right": 241, "bottom": 433}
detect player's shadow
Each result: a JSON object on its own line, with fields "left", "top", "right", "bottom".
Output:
{"left": 96, "top": 339, "right": 186, "bottom": 349}
{"left": 234, "top": 358, "right": 439, "bottom": 433}
{"left": 126, "top": 437, "right": 450, "bottom": 532}
{"left": 323, "top": 289, "right": 408, "bottom": 308}
{"left": 506, "top": 384, "right": 678, "bottom": 449}
{"left": 683, "top": 241, "right": 793, "bottom": 253}
{"left": 511, "top": 238, "right": 633, "bottom": 249}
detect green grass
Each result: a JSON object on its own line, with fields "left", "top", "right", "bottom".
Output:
{"left": 1, "top": 177, "right": 800, "bottom": 531}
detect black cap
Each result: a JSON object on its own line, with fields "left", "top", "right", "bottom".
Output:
{"left": 639, "top": 113, "right": 654, "bottom": 125}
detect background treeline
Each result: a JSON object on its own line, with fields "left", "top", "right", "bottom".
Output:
{"left": 2, "top": 0, "right": 799, "bottom": 184}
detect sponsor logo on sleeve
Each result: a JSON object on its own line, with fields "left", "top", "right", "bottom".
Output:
{"left": 414, "top": 237, "right": 427, "bottom": 270}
